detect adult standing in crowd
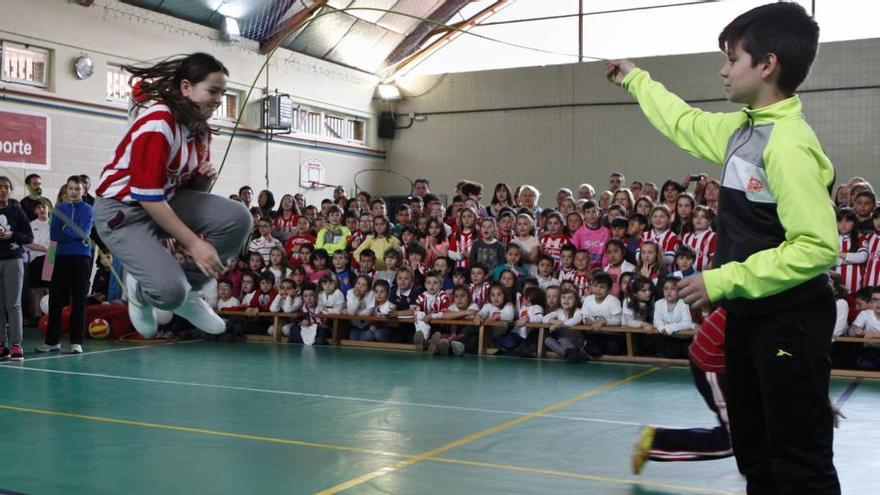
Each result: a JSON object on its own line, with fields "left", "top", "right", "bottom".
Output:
{"left": 19, "top": 174, "right": 50, "bottom": 222}
{"left": 517, "top": 185, "right": 542, "bottom": 217}
{"left": 0, "top": 176, "right": 34, "bottom": 362}
{"left": 412, "top": 177, "right": 430, "bottom": 198}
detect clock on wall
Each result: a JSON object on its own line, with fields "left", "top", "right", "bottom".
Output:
{"left": 74, "top": 54, "right": 94, "bottom": 80}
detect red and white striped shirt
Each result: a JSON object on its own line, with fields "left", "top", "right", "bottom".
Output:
{"left": 681, "top": 229, "right": 717, "bottom": 271}
{"left": 836, "top": 235, "right": 867, "bottom": 294}
{"left": 540, "top": 233, "right": 571, "bottom": 261}
{"left": 449, "top": 229, "right": 475, "bottom": 268}
{"left": 640, "top": 229, "right": 680, "bottom": 258}
{"left": 571, "top": 271, "right": 591, "bottom": 297}
{"left": 862, "top": 232, "right": 880, "bottom": 288}
{"left": 470, "top": 281, "right": 490, "bottom": 307}
{"left": 556, "top": 266, "right": 576, "bottom": 282}
{"left": 689, "top": 308, "right": 726, "bottom": 374}
{"left": 415, "top": 291, "right": 451, "bottom": 315}
{"left": 96, "top": 103, "right": 208, "bottom": 204}
{"left": 272, "top": 213, "right": 299, "bottom": 234}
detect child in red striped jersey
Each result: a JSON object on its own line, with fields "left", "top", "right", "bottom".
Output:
{"left": 835, "top": 208, "right": 867, "bottom": 295}
{"left": 641, "top": 205, "right": 679, "bottom": 271}
{"left": 860, "top": 208, "right": 880, "bottom": 288}
{"left": 94, "top": 53, "right": 251, "bottom": 339}
{"left": 539, "top": 212, "right": 571, "bottom": 264}
{"left": 681, "top": 206, "right": 717, "bottom": 272}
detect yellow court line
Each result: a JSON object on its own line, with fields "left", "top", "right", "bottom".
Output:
{"left": 0, "top": 404, "right": 403, "bottom": 459}
{"left": 313, "top": 367, "right": 660, "bottom": 495}
{"left": 0, "top": 388, "right": 744, "bottom": 495}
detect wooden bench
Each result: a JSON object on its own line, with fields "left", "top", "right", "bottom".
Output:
{"left": 218, "top": 310, "right": 880, "bottom": 379}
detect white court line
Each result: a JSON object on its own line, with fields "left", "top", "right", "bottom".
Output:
{"left": 0, "top": 339, "right": 200, "bottom": 365}
{"left": 0, "top": 364, "right": 677, "bottom": 428}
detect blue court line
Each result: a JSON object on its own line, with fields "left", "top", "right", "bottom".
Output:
{"left": 835, "top": 378, "right": 862, "bottom": 407}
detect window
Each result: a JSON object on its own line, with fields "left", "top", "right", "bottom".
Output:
{"left": 212, "top": 91, "right": 240, "bottom": 121}
{"left": 290, "top": 105, "right": 366, "bottom": 144}
{"left": 1, "top": 41, "right": 49, "bottom": 87}
{"left": 106, "top": 64, "right": 133, "bottom": 103}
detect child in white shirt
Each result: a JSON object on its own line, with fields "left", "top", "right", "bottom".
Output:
{"left": 543, "top": 288, "right": 588, "bottom": 362}
{"left": 512, "top": 286, "right": 546, "bottom": 357}
{"left": 475, "top": 283, "right": 516, "bottom": 352}
{"left": 535, "top": 254, "right": 561, "bottom": 291}
{"left": 317, "top": 273, "right": 345, "bottom": 315}
{"left": 345, "top": 274, "right": 376, "bottom": 341}
{"left": 270, "top": 279, "right": 301, "bottom": 338}
{"left": 581, "top": 271, "right": 623, "bottom": 356}
{"left": 653, "top": 277, "right": 694, "bottom": 359}
{"left": 441, "top": 285, "right": 481, "bottom": 356}
{"left": 216, "top": 279, "right": 241, "bottom": 311}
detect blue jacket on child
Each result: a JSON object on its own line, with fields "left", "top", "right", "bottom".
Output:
{"left": 51, "top": 200, "right": 94, "bottom": 258}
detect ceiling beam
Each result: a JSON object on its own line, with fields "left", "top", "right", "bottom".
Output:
{"left": 382, "top": 0, "right": 510, "bottom": 81}
{"left": 382, "top": 0, "right": 472, "bottom": 69}
{"left": 260, "top": 0, "right": 329, "bottom": 55}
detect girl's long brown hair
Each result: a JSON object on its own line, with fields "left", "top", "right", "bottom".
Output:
{"left": 125, "top": 52, "right": 228, "bottom": 138}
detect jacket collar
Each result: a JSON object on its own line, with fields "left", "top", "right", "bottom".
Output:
{"left": 743, "top": 95, "right": 801, "bottom": 125}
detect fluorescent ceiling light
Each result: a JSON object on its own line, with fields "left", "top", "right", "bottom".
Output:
{"left": 377, "top": 83, "right": 402, "bottom": 100}
{"left": 221, "top": 16, "right": 241, "bottom": 42}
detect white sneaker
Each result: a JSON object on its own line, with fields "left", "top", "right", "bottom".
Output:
{"left": 126, "top": 273, "right": 158, "bottom": 338}
{"left": 34, "top": 343, "right": 61, "bottom": 353}
{"left": 70, "top": 344, "right": 83, "bottom": 354}
{"left": 172, "top": 289, "right": 226, "bottom": 335}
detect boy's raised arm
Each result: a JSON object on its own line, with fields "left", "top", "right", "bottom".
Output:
{"left": 606, "top": 59, "right": 743, "bottom": 166}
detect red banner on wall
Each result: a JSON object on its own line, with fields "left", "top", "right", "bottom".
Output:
{"left": 0, "top": 109, "right": 50, "bottom": 170}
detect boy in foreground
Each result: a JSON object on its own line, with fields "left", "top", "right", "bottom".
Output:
{"left": 606, "top": 3, "right": 840, "bottom": 493}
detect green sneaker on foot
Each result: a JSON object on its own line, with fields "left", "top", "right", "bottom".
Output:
{"left": 632, "top": 425, "right": 656, "bottom": 475}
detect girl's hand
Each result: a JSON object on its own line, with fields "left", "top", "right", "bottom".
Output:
{"left": 245, "top": 307, "right": 259, "bottom": 316}
{"left": 423, "top": 315, "right": 432, "bottom": 324}
{"left": 641, "top": 322, "right": 654, "bottom": 331}
{"left": 188, "top": 239, "right": 225, "bottom": 277}
{"left": 514, "top": 318, "right": 527, "bottom": 327}
{"left": 0, "top": 229, "right": 12, "bottom": 240}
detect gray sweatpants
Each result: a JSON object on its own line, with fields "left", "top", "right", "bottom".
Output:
{"left": 0, "top": 257, "right": 24, "bottom": 344}
{"left": 94, "top": 189, "right": 251, "bottom": 311}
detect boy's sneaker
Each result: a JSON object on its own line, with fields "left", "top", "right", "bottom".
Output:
{"left": 413, "top": 331, "right": 425, "bottom": 353}
{"left": 10, "top": 344, "right": 23, "bottom": 362}
{"left": 0, "top": 344, "right": 9, "bottom": 360}
{"left": 437, "top": 338, "right": 450, "bottom": 356}
{"left": 126, "top": 274, "right": 158, "bottom": 338}
{"left": 450, "top": 340, "right": 465, "bottom": 356}
{"left": 427, "top": 332, "right": 442, "bottom": 355}
{"left": 632, "top": 425, "right": 656, "bottom": 475}
{"left": 70, "top": 344, "right": 83, "bottom": 354}
{"left": 171, "top": 290, "right": 226, "bottom": 335}
{"left": 34, "top": 343, "right": 61, "bottom": 353}
{"left": 583, "top": 342, "right": 604, "bottom": 360}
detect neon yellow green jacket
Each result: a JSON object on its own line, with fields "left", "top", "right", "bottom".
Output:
{"left": 622, "top": 68, "right": 837, "bottom": 305}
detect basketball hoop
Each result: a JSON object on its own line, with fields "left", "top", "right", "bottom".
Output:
{"left": 300, "top": 158, "right": 327, "bottom": 189}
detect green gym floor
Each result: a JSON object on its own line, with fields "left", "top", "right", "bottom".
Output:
{"left": 0, "top": 329, "right": 877, "bottom": 495}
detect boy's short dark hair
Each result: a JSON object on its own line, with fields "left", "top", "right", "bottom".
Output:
{"left": 396, "top": 204, "right": 411, "bottom": 213}
{"left": 321, "top": 198, "right": 333, "bottom": 206}
{"left": 422, "top": 192, "right": 441, "bottom": 205}
{"left": 591, "top": 271, "right": 613, "bottom": 288}
{"left": 611, "top": 217, "right": 629, "bottom": 230}
{"left": 675, "top": 245, "right": 697, "bottom": 260}
{"left": 373, "top": 279, "right": 390, "bottom": 292}
{"left": 854, "top": 190, "right": 877, "bottom": 204}
{"left": 383, "top": 247, "right": 403, "bottom": 262}
{"left": 561, "top": 243, "right": 577, "bottom": 255}
{"left": 505, "top": 243, "right": 521, "bottom": 253}
{"left": 280, "top": 278, "right": 296, "bottom": 287}
{"left": 452, "top": 266, "right": 469, "bottom": 280}
{"left": 259, "top": 272, "right": 276, "bottom": 284}
{"left": 536, "top": 254, "right": 555, "bottom": 266}
{"left": 359, "top": 248, "right": 376, "bottom": 260}
{"left": 853, "top": 286, "right": 872, "bottom": 302}
{"left": 425, "top": 270, "right": 442, "bottom": 281}
{"left": 218, "top": 279, "right": 233, "bottom": 288}
{"left": 406, "top": 241, "right": 426, "bottom": 258}
{"left": 327, "top": 205, "right": 342, "bottom": 215}
{"left": 408, "top": 196, "right": 423, "bottom": 206}
{"left": 301, "top": 282, "right": 318, "bottom": 294}
{"left": 630, "top": 213, "right": 648, "bottom": 227}
{"left": 718, "top": 2, "right": 819, "bottom": 94}
{"left": 470, "top": 262, "right": 489, "bottom": 276}
{"left": 312, "top": 249, "right": 329, "bottom": 261}
{"left": 582, "top": 200, "right": 598, "bottom": 210}
{"left": 66, "top": 175, "right": 84, "bottom": 185}
{"left": 370, "top": 198, "right": 386, "bottom": 207}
